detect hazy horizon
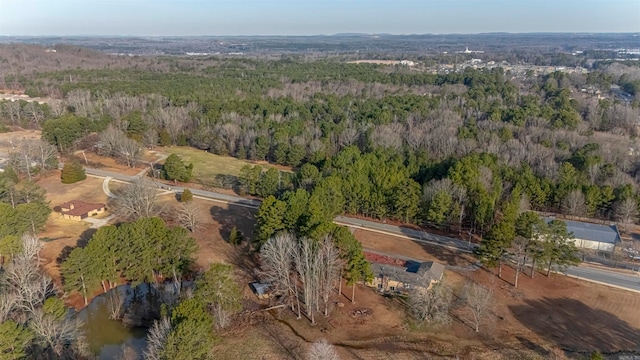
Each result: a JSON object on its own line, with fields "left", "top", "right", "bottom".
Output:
{"left": 1, "top": 0, "right": 638, "bottom": 36}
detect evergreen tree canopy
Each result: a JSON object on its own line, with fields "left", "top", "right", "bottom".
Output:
{"left": 163, "top": 154, "right": 193, "bottom": 183}
{"left": 60, "top": 162, "right": 86, "bottom": 184}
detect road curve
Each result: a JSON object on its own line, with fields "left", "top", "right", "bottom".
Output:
{"left": 83, "top": 166, "right": 640, "bottom": 292}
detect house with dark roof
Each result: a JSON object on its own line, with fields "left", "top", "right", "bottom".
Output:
{"left": 56, "top": 200, "right": 106, "bottom": 221}
{"left": 544, "top": 217, "right": 621, "bottom": 252}
{"left": 365, "top": 253, "right": 445, "bottom": 293}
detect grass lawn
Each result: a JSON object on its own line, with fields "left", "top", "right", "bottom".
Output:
{"left": 162, "top": 147, "right": 287, "bottom": 184}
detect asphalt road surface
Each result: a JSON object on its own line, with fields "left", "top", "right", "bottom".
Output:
{"left": 565, "top": 266, "right": 640, "bottom": 293}
{"left": 85, "top": 166, "right": 640, "bottom": 293}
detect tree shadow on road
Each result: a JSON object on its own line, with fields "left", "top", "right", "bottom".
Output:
{"left": 509, "top": 297, "right": 640, "bottom": 352}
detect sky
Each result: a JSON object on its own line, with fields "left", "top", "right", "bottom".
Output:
{"left": 0, "top": 0, "right": 638, "bottom": 36}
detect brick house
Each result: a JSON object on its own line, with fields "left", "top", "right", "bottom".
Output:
{"left": 56, "top": 200, "right": 106, "bottom": 221}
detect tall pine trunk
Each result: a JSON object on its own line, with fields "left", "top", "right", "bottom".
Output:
{"left": 531, "top": 258, "right": 536, "bottom": 278}
{"left": 351, "top": 283, "right": 356, "bottom": 304}
{"left": 81, "top": 275, "right": 88, "bottom": 306}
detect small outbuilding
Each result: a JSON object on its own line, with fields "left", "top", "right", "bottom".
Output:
{"left": 544, "top": 217, "right": 621, "bottom": 252}
{"left": 56, "top": 200, "right": 106, "bottom": 221}
{"left": 250, "top": 282, "right": 271, "bottom": 299}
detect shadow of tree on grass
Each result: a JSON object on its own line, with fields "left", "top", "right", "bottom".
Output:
{"left": 509, "top": 297, "right": 640, "bottom": 352}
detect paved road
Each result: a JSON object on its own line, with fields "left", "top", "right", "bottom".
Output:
{"left": 335, "top": 215, "right": 475, "bottom": 251}
{"left": 85, "top": 166, "right": 640, "bottom": 292}
{"left": 565, "top": 266, "right": 640, "bottom": 293}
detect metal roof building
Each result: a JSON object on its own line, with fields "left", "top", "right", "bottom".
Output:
{"left": 544, "top": 217, "right": 621, "bottom": 252}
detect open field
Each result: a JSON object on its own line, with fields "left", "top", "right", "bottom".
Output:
{"left": 160, "top": 146, "right": 290, "bottom": 184}
{"left": 0, "top": 129, "right": 42, "bottom": 144}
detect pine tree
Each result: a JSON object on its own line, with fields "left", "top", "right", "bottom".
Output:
{"left": 0, "top": 320, "right": 34, "bottom": 359}
{"left": 228, "top": 226, "right": 243, "bottom": 246}
{"left": 163, "top": 154, "right": 193, "bottom": 183}
{"left": 180, "top": 189, "right": 193, "bottom": 202}
{"left": 60, "top": 162, "right": 86, "bottom": 184}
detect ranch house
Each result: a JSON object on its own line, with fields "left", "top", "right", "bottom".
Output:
{"left": 56, "top": 200, "right": 106, "bottom": 221}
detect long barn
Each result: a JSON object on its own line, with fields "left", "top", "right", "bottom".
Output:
{"left": 544, "top": 217, "right": 621, "bottom": 252}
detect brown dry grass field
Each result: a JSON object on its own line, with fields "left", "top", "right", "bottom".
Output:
{"left": 356, "top": 229, "right": 640, "bottom": 355}
{"left": 36, "top": 173, "right": 109, "bottom": 285}
{"left": 0, "top": 129, "right": 42, "bottom": 144}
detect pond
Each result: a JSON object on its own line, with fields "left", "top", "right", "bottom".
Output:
{"left": 76, "top": 285, "right": 148, "bottom": 359}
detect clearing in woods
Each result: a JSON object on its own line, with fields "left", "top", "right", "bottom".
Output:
{"left": 160, "top": 146, "right": 291, "bottom": 183}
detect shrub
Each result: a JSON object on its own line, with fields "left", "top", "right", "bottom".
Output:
{"left": 180, "top": 189, "right": 193, "bottom": 202}
{"left": 60, "top": 162, "right": 86, "bottom": 184}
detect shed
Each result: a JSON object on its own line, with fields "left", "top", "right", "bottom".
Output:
{"left": 544, "top": 217, "right": 621, "bottom": 252}
{"left": 250, "top": 282, "right": 271, "bottom": 299}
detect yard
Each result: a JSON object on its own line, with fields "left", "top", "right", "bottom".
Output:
{"left": 354, "top": 227, "right": 640, "bottom": 355}
{"left": 160, "top": 146, "right": 290, "bottom": 185}
{"left": 36, "top": 173, "right": 109, "bottom": 285}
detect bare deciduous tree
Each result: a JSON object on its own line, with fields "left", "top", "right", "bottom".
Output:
{"left": 295, "top": 237, "right": 320, "bottom": 324}
{"left": 32, "top": 139, "right": 58, "bottom": 173}
{"left": 463, "top": 282, "right": 493, "bottom": 332}
{"left": 562, "top": 189, "right": 586, "bottom": 217}
{"left": 307, "top": 339, "right": 340, "bottom": 360}
{"left": 112, "top": 178, "right": 162, "bottom": 220}
{"left": 615, "top": 198, "right": 638, "bottom": 230}
{"left": 318, "top": 236, "right": 341, "bottom": 317}
{"left": 30, "top": 309, "right": 83, "bottom": 358}
{"left": 409, "top": 280, "right": 451, "bottom": 326}
{"left": 99, "top": 125, "right": 143, "bottom": 167}
{"left": 177, "top": 201, "right": 201, "bottom": 232}
{"left": 23, "top": 102, "right": 45, "bottom": 128}
{"left": 260, "top": 233, "right": 298, "bottom": 314}
{"left": 510, "top": 236, "right": 529, "bottom": 288}
{"left": 66, "top": 89, "right": 92, "bottom": 117}
{"left": 143, "top": 317, "right": 172, "bottom": 360}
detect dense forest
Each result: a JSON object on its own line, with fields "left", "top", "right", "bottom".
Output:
{"left": 1, "top": 48, "right": 639, "bottom": 235}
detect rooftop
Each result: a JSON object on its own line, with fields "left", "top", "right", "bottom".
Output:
{"left": 57, "top": 200, "right": 105, "bottom": 217}
{"left": 366, "top": 252, "right": 445, "bottom": 286}
{"left": 544, "top": 217, "right": 621, "bottom": 245}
